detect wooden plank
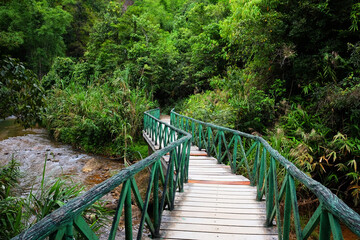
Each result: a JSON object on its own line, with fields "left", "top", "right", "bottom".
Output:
{"left": 189, "top": 160, "right": 218, "bottom": 164}
{"left": 184, "top": 184, "right": 254, "bottom": 190}
{"left": 188, "top": 172, "right": 235, "bottom": 176}
{"left": 189, "top": 165, "right": 230, "bottom": 169}
{"left": 190, "top": 151, "right": 208, "bottom": 156}
{"left": 188, "top": 177, "right": 248, "bottom": 182}
{"left": 174, "top": 201, "right": 265, "bottom": 209}
{"left": 188, "top": 164, "right": 222, "bottom": 168}
{"left": 184, "top": 186, "right": 256, "bottom": 192}
{"left": 189, "top": 169, "right": 232, "bottom": 173}
{"left": 159, "top": 230, "right": 278, "bottom": 240}
{"left": 185, "top": 188, "right": 257, "bottom": 194}
{"left": 189, "top": 164, "right": 230, "bottom": 168}
{"left": 189, "top": 156, "right": 218, "bottom": 160}
{"left": 177, "top": 193, "right": 257, "bottom": 200}
{"left": 189, "top": 170, "right": 233, "bottom": 177}
{"left": 190, "top": 146, "right": 201, "bottom": 151}
{"left": 186, "top": 189, "right": 256, "bottom": 196}
{"left": 189, "top": 174, "right": 247, "bottom": 178}
{"left": 189, "top": 176, "right": 249, "bottom": 181}
{"left": 160, "top": 222, "right": 278, "bottom": 235}
{"left": 183, "top": 185, "right": 257, "bottom": 193}
{"left": 179, "top": 193, "right": 256, "bottom": 201}
{"left": 189, "top": 176, "right": 248, "bottom": 181}
{"left": 185, "top": 183, "right": 253, "bottom": 189}
{"left": 177, "top": 193, "right": 257, "bottom": 201}
{"left": 174, "top": 196, "right": 260, "bottom": 204}
{"left": 188, "top": 163, "right": 219, "bottom": 166}
{"left": 172, "top": 205, "right": 266, "bottom": 214}
{"left": 189, "top": 168, "right": 232, "bottom": 172}
{"left": 161, "top": 210, "right": 267, "bottom": 220}
{"left": 187, "top": 180, "right": 251, "bottom": 185}
{"left": 189, "top": 173, "right": 246, "bottom": 178}
{"left": 188, "top": 178, "right": 249, "bottom": 183}
{"left": 161, "top": 216, "right": 267, "bottom": 227}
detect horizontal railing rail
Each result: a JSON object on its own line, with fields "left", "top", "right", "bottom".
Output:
{"left": 171, "top": 109, "right": 360, "bottom": 240}
{"left": 13, "top": 108, "right": 191, "bottom": 240}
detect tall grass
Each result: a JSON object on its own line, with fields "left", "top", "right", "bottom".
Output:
{"left": 0, "top": 157, "right": 114, "bottom": 239}
{"left": 0, "top": 157, "right": 24, "bottom": 239}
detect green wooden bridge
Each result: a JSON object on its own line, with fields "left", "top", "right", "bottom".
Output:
{"left": 13, "top": 108, "right": 360, "bottom": 239}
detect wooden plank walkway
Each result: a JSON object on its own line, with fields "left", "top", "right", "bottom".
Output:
{"left": 144, "top": 116, "right": 278, "bottom": 240}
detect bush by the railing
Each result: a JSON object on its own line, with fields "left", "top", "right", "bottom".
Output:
{"left": 44, "top": 73, "right": 156, "bottom": 157}
{"left": 179, "top": 87, "right": 275, "bottom": 134}
{"left": 180, "top": 90, "right": 235, "bottom": 128}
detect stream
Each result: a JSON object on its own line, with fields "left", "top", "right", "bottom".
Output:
{"left": 0, "top": 117, "right": 124, "bottom": 195}
{"left": 0, "top": 118, "right": 151, "bottom": 239}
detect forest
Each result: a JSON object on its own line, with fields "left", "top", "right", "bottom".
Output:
{"left": 1, "top": 0, "right": 360, "bottom": 238}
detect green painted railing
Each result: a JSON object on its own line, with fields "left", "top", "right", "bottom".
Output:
{"left": 171, "top": 109, "right": 360, "bottom": 240}
{"left": 13, "top": 108, "right": 191, "bottom": 240}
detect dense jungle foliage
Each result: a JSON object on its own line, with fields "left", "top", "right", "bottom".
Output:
{"left": 1, "top": 0, "right": 359, "bottom": 210}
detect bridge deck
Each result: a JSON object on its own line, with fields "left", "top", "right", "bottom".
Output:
{"left": 144, "top": 116, "right": 278, "bottom": 240}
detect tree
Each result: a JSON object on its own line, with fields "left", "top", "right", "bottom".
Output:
{"left": 0, "top": 56, "right": 44, "bottom": 128}
{"left": 0, "top": 0, "right": 73, "bottom": 78}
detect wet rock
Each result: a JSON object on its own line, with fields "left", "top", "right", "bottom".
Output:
{"left": 33, "top": 146, "right": 44, "bottom": 151}
{"left": 82, "top": 158, "right": 103, "bottom": 173}
{"left": 105, "top": 201, "right": 118, "bottom": 210}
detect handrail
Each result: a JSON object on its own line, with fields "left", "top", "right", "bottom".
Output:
{"left": 13, "top": 109, "right": 191, "bottom": 240}
{"left": 171, "top": 109, "right": 360, "bottom": 239}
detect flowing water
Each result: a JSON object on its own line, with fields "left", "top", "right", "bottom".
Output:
{"left": 0, "top": 118, "right": 150, "bottom": 239}
{"left": 0, "top": 118, "right": 125, "bottom": 194}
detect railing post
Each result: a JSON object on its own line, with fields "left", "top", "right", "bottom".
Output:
{"left": 109, "top": 180, "right": 130, "bottom": 240}
{"left": 283, "top": 175, "right": 291, "bottom": 240}
{"left": 198, "top": 124, "right": 203, "bottom": 150}
{"left": 65, "top": 222, "right": 73, "bottom": 240}
{"left": 217, "top": 131, "right": 222, "bottom": 163}
{"left": 179, "top": 141, "right": 187, "bottom": 192}
{"left": 185, "top": 139, "right": 191, "bottom": 183}
{"left": 191, "top": 122, "right": 195, "bottom": 145}
{"left": 288, "top": 175, "right": 303, "bottom": 239}
{"left": 232, "top": 136, "right": 238, "bottom": 173}
{"left": 266, "top": 157, "right": 274, "bottom": 226}
{"left": 328, "top": 213, "right": 344, "bottom": 240}
{"left": 319, "top": 210, "right": 331, "bottom": 240}
{"left": 169, "top": 151, "right": 174, "bottom": 211}
{"left": 207, "top": 126, "right": 212, "bottom": 156}
{"left": 256, "top": 147, "right": 266, "bottom": 201}
{"left": 125, "top": 184, "right": 133, "bottom": 240}
{"left": 251, "top": 141, "right": 260, "bottom": 186}
{"left": 271, "top": 157, "right": 282, "bottom": 239}
{"left": 153, "top": 161, "right": 160, "bottom": 237}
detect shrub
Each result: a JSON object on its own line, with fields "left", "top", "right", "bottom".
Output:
{"left": 41, "top": 57, "right": 75, "bottom": 90}
{"left": 44, "top": 69, "right": 156, "bottom": 157}
{"left": 230, "top": 87, "right": 275, "bottom": 133}
{"left": 180, "top": 90, "right": 235, "bottom": 128}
